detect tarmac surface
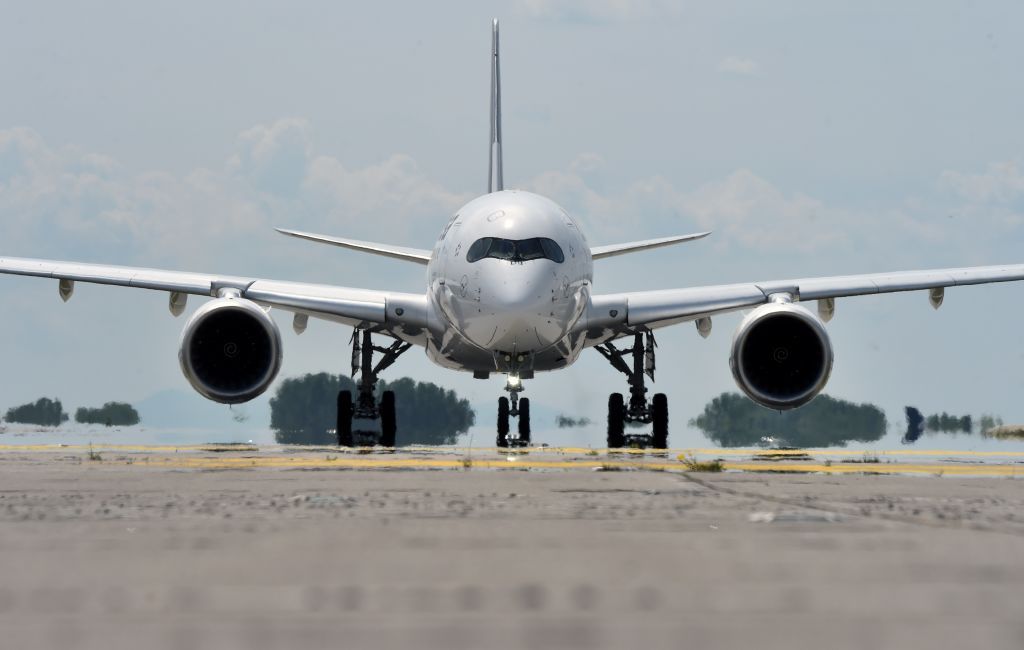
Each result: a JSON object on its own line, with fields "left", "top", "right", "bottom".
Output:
{"left": 2, "top": 444, "right": 1024, "bottom": 649}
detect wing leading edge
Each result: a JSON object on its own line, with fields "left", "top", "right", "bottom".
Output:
{"left": 590, "top": 232, "right": 711, "bottom": 260}
{"left": 592, "top": 263, "right": 1024, "bottom": 333}
{"left": 0, "top": 255, "right": 428, "bottom": 332}
{"left": 275, "top": 228, "right": 432, "bottom": 264}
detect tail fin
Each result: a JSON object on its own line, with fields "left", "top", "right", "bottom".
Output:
{"left": 488, "top": 18, "right": 503, "bottom": 193}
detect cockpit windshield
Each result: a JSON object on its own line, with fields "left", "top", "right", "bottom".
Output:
{"left": 466, "top": 237, "right": 565, "bottom": 264}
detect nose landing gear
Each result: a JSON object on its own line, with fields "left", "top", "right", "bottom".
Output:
{"left": 596, "top": 331, "right": 668, "bottom": 449}
{"left": 336, "top": 329, "right": 411, "bottom": 447}
{"left": 496, "top": 374, "right": 531, "bottom": 448}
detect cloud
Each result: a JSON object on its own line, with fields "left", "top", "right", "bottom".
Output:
{"left": 303, "top": 153, "right": 471, "bottom": 236}
{"left": 718, "top": 56, "right": 759, "bottom": 76}
{"left": 0, "top": 121, "right": 472, "bottom": 269}
{"left": 940, "top": 161, "right": 1024, "bottom": 204}
{"left": 229, "top": 118, "right": 312, "bottom": 197}
{"left": 9, "top": 123, "right": 1014, "bottom": 274}
{"left": 525, "top": 163, "right": 846, "bottom": 253}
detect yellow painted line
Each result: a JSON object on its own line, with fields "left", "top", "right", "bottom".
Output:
{"left": 723, "top": 462, "right": 1022, "bottom": 477}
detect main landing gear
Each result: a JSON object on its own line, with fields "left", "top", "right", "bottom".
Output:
{"left": 596, "top": 331, "right": 668, "bottom": 449}
{"left": 336, "top": 329, "right": 410, "bottom": 447}
{"left": 496, "top": 374, "right": 531, "bottom": 448}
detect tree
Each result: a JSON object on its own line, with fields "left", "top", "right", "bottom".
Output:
{"left": 903, "top": 406, "right": 925, "bottom": 444}
{"left": 270, "top": 373, "right": 475, "bottom": 445}
{"left": 3, "top": 398, "right": 69, "bottom": 426}
{"left": 75, "top": 402, "right": 141, "bottom": 426}
{"left": 690, "top": 392, "right": 887, "bottom": 448}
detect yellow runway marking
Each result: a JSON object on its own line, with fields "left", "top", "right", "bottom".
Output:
{"left": 1, "top": 444, "right": 1021, "bottom": 476}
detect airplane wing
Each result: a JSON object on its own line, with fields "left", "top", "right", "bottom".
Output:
{"left": 588, "top": 263, "right": 1024, "bottom": 336}
{"left": 0, "top": 256, "right": 428, "bottom": 332}
{"left": 275, "top": 228, "right": 432, "bottom": 264}
{"left": 590, "top": 232, "right": 710, "bottom": 260}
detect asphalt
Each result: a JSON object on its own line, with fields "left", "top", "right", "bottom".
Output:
{"left": 1, "top": 444, "right": 1023, "bottom": 649}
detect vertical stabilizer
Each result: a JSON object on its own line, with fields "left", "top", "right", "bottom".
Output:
{"left": 488, "top": 19, "right": 503, "bottom": 193}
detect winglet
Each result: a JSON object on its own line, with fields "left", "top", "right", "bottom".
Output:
{"left": 488, "top": 18, "right": 503, "bottom": 193}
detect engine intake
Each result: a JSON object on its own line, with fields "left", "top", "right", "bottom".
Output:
{"left": 179, "top": 297, "right": 282, "bottom": 404}
{"left": 729, "top": 301, "right": 833, "bottom": 410}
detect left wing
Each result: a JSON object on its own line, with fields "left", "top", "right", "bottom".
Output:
{"left": 590, "top": 232, "right": 710, "bottom": 260}
{"left": 0, "top": 256, "right": 428, "bottom": 332}
{"left": 586, "top": 263, "right": 1024, "bottom": 336}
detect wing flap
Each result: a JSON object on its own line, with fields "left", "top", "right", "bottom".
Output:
{"left": 276, "top": 228, "right": 432, "bottom": 264}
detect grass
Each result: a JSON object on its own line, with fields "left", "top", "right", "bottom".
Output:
{"left": 461, "top": 457, "right": 473, "bottom": 469}
{"left": 586, "top": 450, "right": 599, "bottom": 457}
{"left": 680, "top": 454, "right": 724, "bottom": 472}
{"left": 847, "top": 453, "right": 882, "bottom": 464}
{"left": 87, "top": 444, "right": 102, "bottom": 462}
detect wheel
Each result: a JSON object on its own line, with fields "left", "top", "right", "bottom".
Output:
{"left": 336, "top": 390, "right": 354, "bottom": 447}
{"left": 496, "top": 396, "right": 510, "bottom": 447}
{"left": 607, "top": 393, "right": 625, "bottom": 448}
{"left": 379, "top": 390, "right": 397, "bottom": 447}
{"left": 518, "top": 398, "right": 531, "bottom": 444}
{"left": 651, "top": 393, "right": 668, "bottom": 449}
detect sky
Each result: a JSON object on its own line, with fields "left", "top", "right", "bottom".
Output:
{"left": 1, "top": 0, "right": 1024, "bottom": 438}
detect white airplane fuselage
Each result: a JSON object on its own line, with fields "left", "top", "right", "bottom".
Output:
{"left": 424, "top": 190, "right": 593, "bottom": 376}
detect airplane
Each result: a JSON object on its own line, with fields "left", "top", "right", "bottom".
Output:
{"left": 3, "top": 19, "right": 1024, "bottom": 449}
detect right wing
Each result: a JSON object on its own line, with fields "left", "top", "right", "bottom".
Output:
{"left": 275, "top": 228, "right": 433, "bottom": 264}
{"left": 0, "top": 256, "right": 429, "bottom": 333}
{"left": 586, "top": 263, "right": 1024, "bottom": 338}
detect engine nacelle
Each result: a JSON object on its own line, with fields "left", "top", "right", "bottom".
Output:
{"left": 729, "top": 301, "right": 833, "bottom": 410}
{"left": 178, "top": 297, "right": 283, "bottom": 404}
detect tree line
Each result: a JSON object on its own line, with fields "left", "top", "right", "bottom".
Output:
{"left": 270, "top": 373, "right": 475, "bottom": 445}
{"left": 3, "top": 398, "right": 140, "bottom": 427}
{"left": 690, "top": 392, "right": 887, "bottom": 448}
{"left": 903, "top": 407, "right": 1003, "bottom": 443}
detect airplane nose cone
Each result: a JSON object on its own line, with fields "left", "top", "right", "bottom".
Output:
{"left": 460, "top": 263, "right": 570, "bottom": 352}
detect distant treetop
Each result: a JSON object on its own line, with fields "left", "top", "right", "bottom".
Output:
{"left": 3, "top": 398, "right": 69, "bottom": 427}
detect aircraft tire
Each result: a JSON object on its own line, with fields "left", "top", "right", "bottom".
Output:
{"left": 380, "top": 390, "right": 397, "bottom": 448}
{"left": 518, "top": 398, "right": 531, "bottom": 444}
{"left": 607, "top": 393, "right": 625, "bottom": 448}
{"left": 497, "top": 396, "right": 510, "bottom": 447}
{"left": 337, "top": 390, "right": 354, "bottom": 447}
{"left": 652, "top": 393, "right": 668, "bottom": 449}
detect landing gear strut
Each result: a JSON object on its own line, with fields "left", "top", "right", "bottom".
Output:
{"left": 596, "top": 331, "right": 668, "bottom": 449}
{"left": 336, "top": 329, "right": 410, "bottom": 447}
{"left": 496, "top": 375, "right": 530, "bottom": 448}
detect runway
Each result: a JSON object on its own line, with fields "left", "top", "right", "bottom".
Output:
{"left": 1, "top": 443, "right": 1024, "bottom": 649}
{"left": 2, "top": 443, "right": 1023, "bottom": 477}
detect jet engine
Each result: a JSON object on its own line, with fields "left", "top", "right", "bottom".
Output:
{"left": 178, "top": 297, "right": 283, "bottom": 404}
{"left": 729, "top": 301, "right": 833, "bottom": 410}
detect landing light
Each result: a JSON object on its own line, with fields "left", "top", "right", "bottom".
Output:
{"left": 506, "top": 374, "right": 522, "bottom": 390}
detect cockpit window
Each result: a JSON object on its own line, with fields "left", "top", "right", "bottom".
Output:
{"left": 466, "top": 237, "right": 565, "bottom": 264}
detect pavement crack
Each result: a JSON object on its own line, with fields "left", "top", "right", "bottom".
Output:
{"left": 674, "top": 472, "right": 1024, "bottom": 537}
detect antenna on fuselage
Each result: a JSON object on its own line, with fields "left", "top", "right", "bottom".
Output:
{"left": 488, "top": 18, "right": 503, "bottom": 193}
